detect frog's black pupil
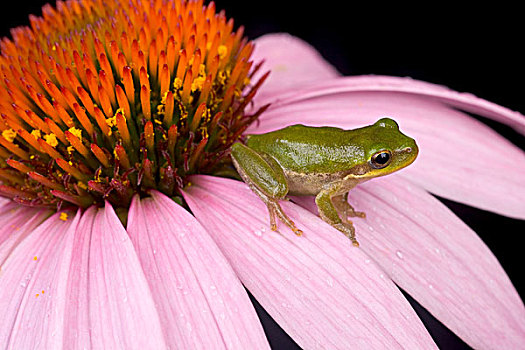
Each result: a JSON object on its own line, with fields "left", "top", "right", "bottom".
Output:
{"left": 375, "top": 152, "right": 390, "bottom": 164}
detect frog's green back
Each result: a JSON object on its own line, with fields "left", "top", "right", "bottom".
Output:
{"left": 245, "top": 125, "right": 365, "bottom": 173}
{"left": 245, "top": 120, "right": 416, "bottom": 174}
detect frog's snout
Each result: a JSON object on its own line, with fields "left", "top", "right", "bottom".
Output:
{"left": 402, "top": 141, "right": 419, "bottom": 165}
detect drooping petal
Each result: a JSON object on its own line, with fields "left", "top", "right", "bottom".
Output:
{"left": 183, "top": 175, "right": 437, "bottom": 349}
{"left": 293, "top": 176, "right": 525, "bottom": 349}
{"left": 126, "top": 192, "right": 270, "bottom": 349}
{"left": 0, "top": 202, "right": 51, "bottom": 264}
{"left": 0, "top": 210, "right": 79, "bottom": 348}
{"left": 250, "top": 88, "right": 525, "bottom": 219}
{"left": 258, "top": 75, "right": 525, "bottom": 134}
{"left": 63, "top": 204, "right": 167, "bottom": 349}
{"left": 252, "top": 33, "right": 339, "bottom": 100}
{"left": 251, "top": 33, "right": 525, "bottom": 134}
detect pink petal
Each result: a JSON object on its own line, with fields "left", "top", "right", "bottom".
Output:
{"left": 63, "top": 204, "right": 166, "bottom": 349}
{"left": 0, "top": 202, "right": 51, "bottom": 264}
{"left": 293, "top": 176, "right": 525, "bottom": 349}
{"left": 183, "top": 175, "right": 437, "bottom": 349}
{"left": 250, "top": 34, "right": 525, "bottom": 134}
{"left": 127, "top": 192, "right": 270, "bottom": 349}
{"left": 0, "top": 210, "right": 79, "bottom": 348}
{"left": 250, "top": 88, "right": 525, "bottom": 219}
{"left": 62, "top": 207, "right": 94, "bottom": 348}
{"left": 284, "top": 75, "right": 525, "bottom": 133}
{"left": 252, "top": 33, "right": 339, "bottom": 100}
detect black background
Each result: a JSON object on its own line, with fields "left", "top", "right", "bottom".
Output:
{"left": 2, "top": 1, "right": 524, "bottom": 349}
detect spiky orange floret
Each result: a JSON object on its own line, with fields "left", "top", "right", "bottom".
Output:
{"left": 0, "top": 0, "right": 268, "bottom": 209}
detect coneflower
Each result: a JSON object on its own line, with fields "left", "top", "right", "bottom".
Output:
{"left": 0, "top": 0, "right": 267, "bottom": 212}
{"left": 0, "top": 1, "right": 524, "bottom": 349}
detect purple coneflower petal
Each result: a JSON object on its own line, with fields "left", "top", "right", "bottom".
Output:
{"left": 126, "top": 192, "right": 270, "bottom": 349}
{"left": 183, "top": 175, "right": 437, "bottom": 349}
{"left": 0, "top": 201, "right": 51, "bottom": 264}
{"left": 0, "top": 210, "right": 78, "bottom": 348}
{"left": 62, "top": 204, "right": 167, "bottom": 349}
{"left": 293, "top": 176, "right": 525, "bottom": 349}
{"left": 249, "top": 89, "right": 525, "bottom": 219}
{"left": 252, "top": 34, "right": 525, "bottom": 134}
{"left": 251, "top": 33, "right": 339, "bottom": 99}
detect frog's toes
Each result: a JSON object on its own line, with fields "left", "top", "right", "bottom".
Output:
{"left": 266, "top": 200, "right": 303, "bottom": 236}
{"left": 351, "top": 211, "right": 366, "bottom": 219}
{"left": 332, "top": 222, "right": 360, "bottom": 247}
{"left": 345, "top": 207, "right": 366, "bottom": 219}
{"left": 292, "top": 226, "right": 303, "bottom": 236}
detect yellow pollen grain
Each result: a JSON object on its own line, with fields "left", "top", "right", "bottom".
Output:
{"left": 31, "top": 129, "right": 42, "bottom": 139}
{"left": 68, "top": 127, "right": 82, "bottom": 140}
{"left": 77, "top": 181, "right": 87, "bottom": 190}
{"left": 218, "top": 45, "right": 228, "bottom": 59}
{"left": 199, "top": 126, "right": 209, "bottom": 139}
{"left": 59, "top": 212, "right": 68, "bottom": 221}
{"left": 44, "top": 133, "right": 58, "bottom": 147}
{"left": 67, "top": 145, "right": 75, "bottom": 155}
{"left": 106, "top": 115, "right": 117, "bottom": 128}
{"left": 33, "top": 256, "right": 38, "bottom": 261}
{"left": 116, "top": 108, "right": 126, "bottom": 119}
{"left": 161, "top": 91, "right": 168, "bottom": 104}
{"left": 173, "top": 77, "right": 183, "bottom": 90}
{"left": 2, "top": 129, "right": 17, "bottom": 142}
{"left": 217, "top": 71, "right": 227, "bottom": 85}
{"left": 191, "top": 76, "right": 206, "bottom": 92}
{"left": 198, "top": 64, "right": 206, "bottom": 76}
{"left": 157, "top": 92, "right": 168, "bottom": 115}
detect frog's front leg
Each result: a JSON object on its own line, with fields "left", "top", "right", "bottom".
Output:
{"left": 231, "top": 143, "right": 303, "bottom": 236}
{"left": 316, "top": 189, "right": 360, "bottom": 247}
{"left": 332, "top": 193, "right": 366, "bottom": 221}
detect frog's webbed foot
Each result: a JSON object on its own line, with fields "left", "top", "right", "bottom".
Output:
{"left": 247, "top": 183, "right": 302, "bottom": 236}
{"left": 267, "top": 200, "right": 303, "bottom": 236}
{"left": 332, "top": 194, "right": 366, "bottom": 221}
{"left": 332, "top": 222, "right": 360, "bottom": 247}
{"left": 316, "top": 191, "right": 361, "bottom": 247}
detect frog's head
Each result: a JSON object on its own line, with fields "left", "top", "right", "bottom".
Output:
{"left": 355, "top": 118, "right": 418, "bottom": 179}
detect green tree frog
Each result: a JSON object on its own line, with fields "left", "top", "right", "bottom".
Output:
{"left": 231, "top": 118, "right": 418, "bottom": 247}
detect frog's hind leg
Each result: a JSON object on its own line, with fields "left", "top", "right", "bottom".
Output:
{"left": 332, "top": 193, "right": 366, "bottom": 220}
{"left": 231, "top": 143, "right": 303, "bottom": 236}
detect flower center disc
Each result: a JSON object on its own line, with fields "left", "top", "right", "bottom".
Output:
{"left": 0, "top": 0, "right": 267, "bottom": 210}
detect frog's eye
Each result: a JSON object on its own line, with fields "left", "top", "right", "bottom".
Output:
{"left": 370, "top": 150, "right": 392, "bottom": 169}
